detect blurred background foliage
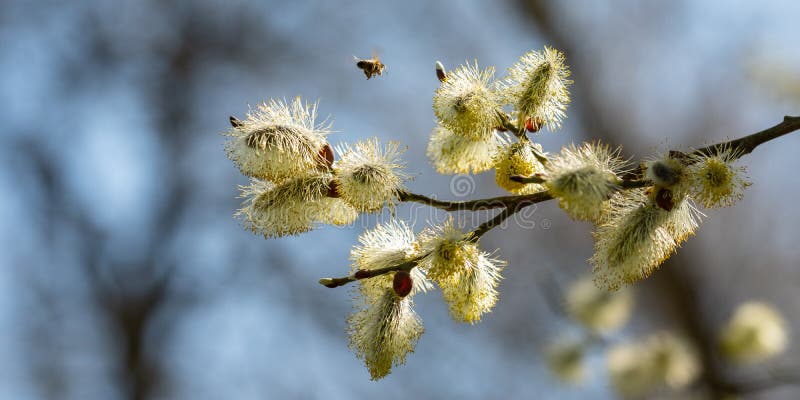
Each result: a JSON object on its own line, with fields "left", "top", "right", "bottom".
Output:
{"left": 1, "top": 0, "right": 798, "bottom": 398}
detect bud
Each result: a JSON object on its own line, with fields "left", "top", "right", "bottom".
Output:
{"left": 653, "top": 187, "right": 674, "bottom": 211}
{"left": 318, "top": 143, "right": 335, "bottom": 170}
{"left": 350, "top": 220, "right": 433, "bottom": 298}
{"left": 326, "top": 179, "right": 340, "bottom": 198}
{"left": 393, "top": 270, "right": 413, "bottom": 297}
{"left": 229, "top": 115, "right": 243, "bottom": 128}
{"left": 590, "top": 189, "right": 702, "bottom": 290}
{"left": 525, "top": 116, "right": 544, "bottom": 133}
{"left": 347, "top": 289, "right": 424, "bottom": 380}
{"left": 607, "top": 332, "right": 700, "bottom": 397}
{"left": 435, "top": 60, "right": 447, "bottom": 82}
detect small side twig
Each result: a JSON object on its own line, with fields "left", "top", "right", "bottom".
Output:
{"left": 498, "top": 111, "right": 525, "bottom": 139}
{"left": 319, "top": 259, "right": 420, "bottom": 289}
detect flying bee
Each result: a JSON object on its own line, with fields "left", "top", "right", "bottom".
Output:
{"left": 354, "top": 52, "right": 385, "bottom": 79}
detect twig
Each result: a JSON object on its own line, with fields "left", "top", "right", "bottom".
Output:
{"left": 468, "top": 206, "right": 516, "bottom": 241}
{"left": 319, "top": 259, "right": 419, "bottom": 289}
{"left": 319, "top": 206, "right": 519, "bottom": 289}
{"left": 691, "top": 116, "right": 800, "bottom": 159}
{"left": 498, "top": 111, "right": 525, "bottom": 139}
{"left": 397, "top": 189, "right": 551, "bottom": 211}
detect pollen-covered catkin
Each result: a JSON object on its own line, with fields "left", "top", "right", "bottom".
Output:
{"left": 438, "top": 251, "right": 504, "bottom": 323}
{"left": 494, "top": 142, "right": 546, "bottom": 194}
{"left": 347, "top": 288, "right": 424, "bottom": 380}
{"left": 418, "top": 219, "right": 479, "bottom": 284}
{"left": 545, "top": 142, "right": 626, "bottom": 221}
{"left": 590, "top": 189, "right": 701, "bottom": 290}
{"left": 235, "top": 174, "right": 357, "bottom": 238}
{"left": 688, "top": 146, "right": 751, "bottom": 208}
{"left": 334, "top": 138, "right": 408, "bottom": 213}
{"left": 350, "top": 220, "right": 432, "bottom": 298}
{"left": 433, "top": 61, "right": 502, "bottom": 140}
{"left": 225, "top": 97, "right": 330, "bottom": 182}
{"left": 347, "top": 220, "right": 434, "bottom": 380}
{"left": 417, "top": 219, "right": 505, "bottom": 323}
{"left": 426, "top": 125, "right": 510, "bottom": 174}
{"left": 501, "top": 46, "right": 572, "bottom": 132}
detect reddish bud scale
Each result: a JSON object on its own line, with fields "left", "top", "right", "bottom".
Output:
{"left": 654, "top": 187, "right": 675, "bottom": 211}
{"left": 326, "top": 180, "right": 340, "bottom": 198}
{"left": 436, "top": 69, "right": 447, "bottom": 82}
{"left": 435, "top": 61, "right": 447, "bottom": 82}
{"left": 229, "top": 116, "right": 243, "bottom": 128}
{"left": 525, "top": 117, "right": 544, "bottom": 133}
{"left": 393, "top": 271, "right": 413, "bottom": 297}
{"left": 317, "top": 143, "right": 335, "bottom": 170}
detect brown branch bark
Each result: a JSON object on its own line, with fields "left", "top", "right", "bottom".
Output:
{"left": 691, "top": 115, "right": 800, "bottom": 158}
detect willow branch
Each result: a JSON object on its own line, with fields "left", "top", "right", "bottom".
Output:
{"left": 691, "top": 115, "right": 800, "bottom": 159}
{"left": 397, "top": 189, "right": 551, "bottom": 211}
{"left": 469, "top": 206, "right": 516, "bottom": 241}
{"left": 320, "top": 116, "right": 800, "bottom": 288}
{"left": 398, "top": 178, "right": 650, "bottom": 212}
{"left": 399, "top": 116, "right": 800, "bottom": 212}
